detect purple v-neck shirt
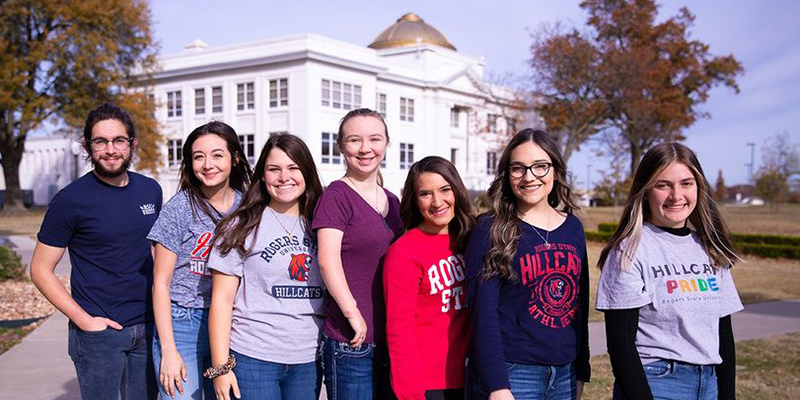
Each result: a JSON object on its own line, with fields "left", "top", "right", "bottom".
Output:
{"left": 312, "top": 180, "right": 402, "bottom": 343}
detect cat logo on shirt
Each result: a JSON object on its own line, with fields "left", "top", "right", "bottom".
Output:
{"left": 288, "top": 253, "right": 313, "bottom": 281}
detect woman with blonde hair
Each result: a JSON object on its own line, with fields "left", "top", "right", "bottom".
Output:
{"left": 596, "top": 142, "right": 742, "bottom": 400}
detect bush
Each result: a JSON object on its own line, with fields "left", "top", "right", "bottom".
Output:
{"left": 736, "top": 243, "right": 800, "bottom": 260}
{"left": 585, "top": 231, "right": 613, "bottom": 243}
{"left": 598, "top": 223, "right": 619, "bottom": 233}
{"left": 731, "top": 233, "right": 800, "bottom": 247}
{"left": 0, "top": 246, "right": 26, "bottom": 281}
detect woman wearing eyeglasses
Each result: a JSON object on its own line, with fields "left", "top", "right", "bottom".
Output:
{"left": 465, "top": 129, "right": 590, "bottom": 400}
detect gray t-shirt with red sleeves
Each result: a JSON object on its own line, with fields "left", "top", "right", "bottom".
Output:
{"left": 208, "top": 207, "right": 324, "bottom": 364}
{"left": 596, "top": 223, "right": 743, "bottom": 365}
{"left": 311, "top": 180, "right": 403, "bottom": 344}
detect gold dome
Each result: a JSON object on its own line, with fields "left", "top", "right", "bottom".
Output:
{"left": 368, "top": 13, "right": 457, "bottom": 51}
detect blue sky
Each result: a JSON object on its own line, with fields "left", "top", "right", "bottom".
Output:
{"left": 150, "top": 0, "right": 800, "bottom": 186}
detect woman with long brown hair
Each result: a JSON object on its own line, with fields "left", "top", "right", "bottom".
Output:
{"left": 148, "top": 121, "right": 251, "bottom": 399}
{"left": 465, "top": 129, "right": 591, "bottom": 400}
{"left": 206, "top": 133, "right": 325, "bottom": 400}
{"left": 384, "top": 156, "right": 476, "bottom": 400}
{"left": 596, "top": 143, "right": 742, "bottom": 400}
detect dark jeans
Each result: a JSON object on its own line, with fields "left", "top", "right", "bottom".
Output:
{"left": 232, "top": 350, "right": 321, "bottom": 400}
{"left": 466, "top": 359, "right": 575, "bottom": 400}
{"left": 320, "top": 335, "right": 395, "bottom": 400}
{"left": 67, "top": 321, "right": 158, "bottom": 400}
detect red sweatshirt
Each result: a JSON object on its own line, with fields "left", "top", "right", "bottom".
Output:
{"left": 383, "top": 228, "right": 471, "bottom": 400}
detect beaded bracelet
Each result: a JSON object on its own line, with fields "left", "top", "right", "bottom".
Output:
{"left": 203, "top": 354, "right": 236, "bottom": 379}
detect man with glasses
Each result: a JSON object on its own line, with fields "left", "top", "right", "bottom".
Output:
{"left": 31, "top": 103, "right": 162, "bottom": 399}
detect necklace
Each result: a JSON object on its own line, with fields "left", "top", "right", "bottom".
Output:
{"left": 269, "top": 206, "right": 299, "bottom": 237}
{"left": 345, "top": 175, "right": 382, "bottom": 214}
{"left": 522, "top": 209, "right": 551, "bottom": 249}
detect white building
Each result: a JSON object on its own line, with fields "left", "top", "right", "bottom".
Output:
{"left": 151, "top": 13, "right": 525, "bottom": 196}
{"left": 5, "top": 13, "right": 531, "bottom": 204}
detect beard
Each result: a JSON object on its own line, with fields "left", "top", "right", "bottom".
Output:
{"left": 92, "top": 152, "right": 132, "bottom": 179}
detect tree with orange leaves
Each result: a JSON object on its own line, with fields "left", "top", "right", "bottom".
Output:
{"left": 0, "top": 0, "right": 162, "bottom": 214}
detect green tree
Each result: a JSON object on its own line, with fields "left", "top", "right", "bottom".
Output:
{"left": 0, "top": 0, "right": 161, "bottom": 213}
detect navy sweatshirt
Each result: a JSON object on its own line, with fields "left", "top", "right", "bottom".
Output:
{"left": 465, "top": 214, "right": 591, "bottom": 393}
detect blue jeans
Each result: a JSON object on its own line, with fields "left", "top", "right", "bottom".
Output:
{"left": 67, "top": 321, "right": 158, "bottom": 400}
{"left": 466, "top": 361, "right": 575, "bottom": 400}
{"left": 613, "top": 360, "right": 717, "bottom": 400}
{"left": 231, "top": 350, "right": 321, "bottom": 400}
{"left": 152, "top": 304, "right": 214, "bottom": 400}
{"left": 320, "top": 336, "right": 394, "bottom": 400}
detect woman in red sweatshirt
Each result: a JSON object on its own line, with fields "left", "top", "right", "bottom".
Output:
{"left": 384, "top": 156, "right": 476, "bottom": 400}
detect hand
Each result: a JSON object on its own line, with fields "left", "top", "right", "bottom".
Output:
{"left": 213, "top": 371, "right": 240, "bottom": 400}
{"left": 78, "top": 316, "right": 123, "bottom": 332}
{"left": 159, "top": 349, "right": 187, "bottom": 398}
{"left": 346, "top": 310, "right": 368, "bottom": 347}
{"left": 489, "top": 389, "right": 515, "bottom": 400}
{"left": 575, "top": 380, "right": 584, "bottom": 400}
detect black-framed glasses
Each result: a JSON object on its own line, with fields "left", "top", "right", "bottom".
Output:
{"left": 87, "top": 137, "right": 133, "bottom": 151}
{"left": 508, "top": 162, "right": 552, "bottom": 178}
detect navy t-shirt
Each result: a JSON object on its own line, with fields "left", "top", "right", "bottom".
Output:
{"left": 465, "top": 213, "right": 591, "bottom": 393}
{"left": 38, "top": 171, "right": 163, "bottom": 327}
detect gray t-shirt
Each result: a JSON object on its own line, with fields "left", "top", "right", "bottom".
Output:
{"left": 208, "top": 207, "right": 324, "bottom": 364}
{"left": 147, "top": 190, "right": 242, "bottom": 308}
{"left": 596, "top": 223, "right": 743, "bottom": 365}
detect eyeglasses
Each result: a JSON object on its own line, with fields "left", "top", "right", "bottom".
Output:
{"left": 508, "top": 163, "right": 552, "bottom": 178}
{"left": 87, "top": 137, "right": 133, "bottom": 151}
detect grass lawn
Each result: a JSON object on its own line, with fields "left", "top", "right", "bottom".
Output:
{"left": 0, "top": 206, "right": 46, "bottom": 237}
{"left": 0, "top": 325, "right": 39, "bottom": 356}
{"left": 582, "top": 332, "right": 800, "bottom": 400}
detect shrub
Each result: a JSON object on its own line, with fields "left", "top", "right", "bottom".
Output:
{"left": 585, "top": 231, "right": 613, "bottom": 243}
{"left": 0, "top": 246, "right": 26, "bottom": 282}
{"left": 731, "top": 233, "right": 800, "bottom": 247}
{"left": 736, "top": 243, "right": 800, "bottom": 260}
{"left": 598, "top": 223, "right": 619, "bottom": 233}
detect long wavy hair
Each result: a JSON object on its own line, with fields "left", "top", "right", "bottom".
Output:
{"left": 179, "top": 121, "right": 252, "bottom": 223}
{"left": 482, "top": 129, "right": 578, "bottom": 281}
{"left": 215, "top": 133, "right": 323, "bottom": 255}
{"left": 598, "top": 142, "right": 739, "bottom": 270}
{"left": 398, "top": 156, "right": 476, "bottom": 254}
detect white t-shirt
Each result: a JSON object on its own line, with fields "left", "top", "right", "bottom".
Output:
{"left": 209, "top": 207, "right": 324, "bottom": 364}
{"left": 596, "top": 223, "right": 743, "bottom": 365}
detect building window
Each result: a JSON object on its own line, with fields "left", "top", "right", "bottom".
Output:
{"left": 376, "top": 93, "right": 387, "bottom": 118}
{"left": 450, "top": 148, "right": 458, "bottom": 165}
{"left": 238, "top": 134, "right": 255, "bottom": 164}
{"left": 450, "top": 107, "right": 459, "bottom": 128}
{"left": 400, "top": 98, "right": 414, "bottom": 122}
{"left": 321, "top": 79, "right": 361, "bottom": 110}
{"left": 194, "top": 88, "right": 205, "bottom": 115}
{"left": 270, "top": 78, "right": 288, "bottom": 107}
{"left": 487, "top": 152, "right": 498, "bottom": 175}
{"left": 400, "top": 143, "right": 414, "bottom": 169}
{"left": 212, "top": 86, "right": 222, "bottom": 113}
{"left": 167, "top": 90, "right": 182, "bottom": 118}
{"left": 507, "top": 118, "right": 517, "bottom": 134}
{"left": 321, "top": 80, "right": 330, "bottom": 107}
{"left": 488, "top": 114, "right": 498, "bottom": 133}
{"left": 168, "top": 139, "right": 182, "bottom": 167}
{"left": 237, "top": 82, "right": 255, "bottom": 111}
{"left": 321, "top": 132, "right": 341, "bottom": 164}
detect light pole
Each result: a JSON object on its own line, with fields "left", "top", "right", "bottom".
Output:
{"left": 746, "top": 142, "right": 755, "bottom": 185}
